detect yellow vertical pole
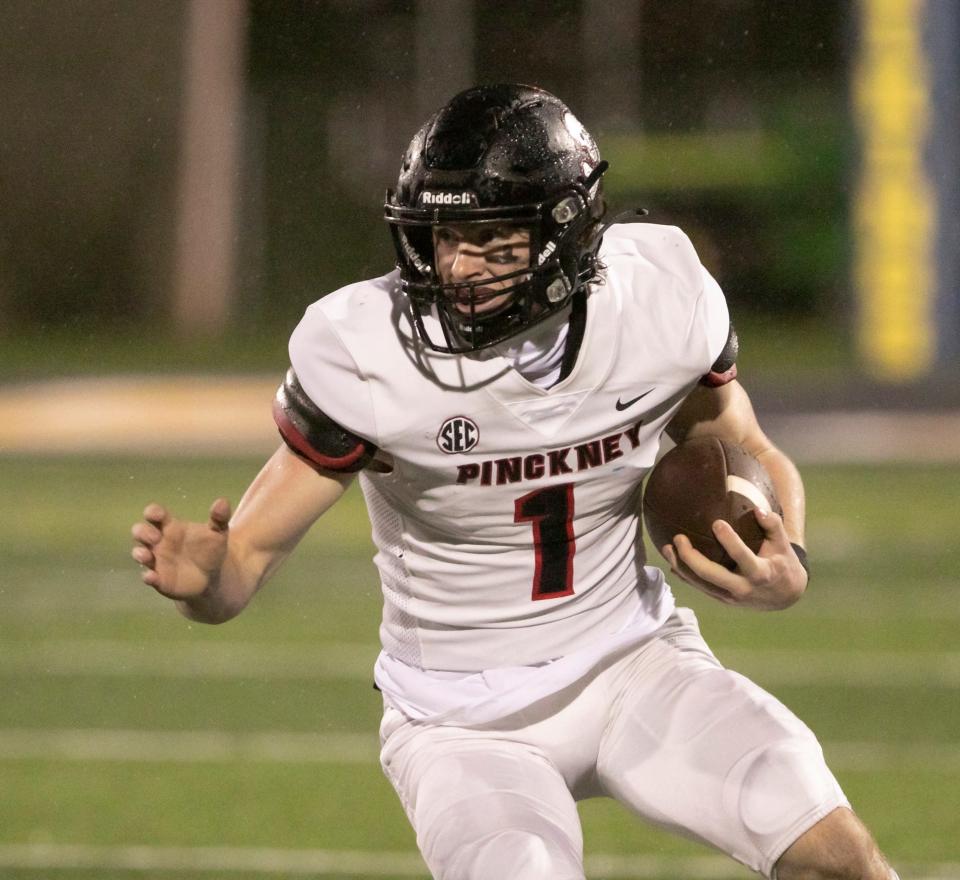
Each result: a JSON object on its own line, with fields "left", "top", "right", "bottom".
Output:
{"left": 852, "top": 0, "right": 935, "bottom": 381}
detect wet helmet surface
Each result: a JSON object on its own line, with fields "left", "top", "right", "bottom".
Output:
{"left": 385, "top": 84, "right": 608, "bottom": 353}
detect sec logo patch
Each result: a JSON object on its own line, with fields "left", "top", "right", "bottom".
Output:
{"left": 437, "top": 416, "right": 479, "bottom": 454}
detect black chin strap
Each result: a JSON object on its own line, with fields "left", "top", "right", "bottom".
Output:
{"left": 556, "top": 290, "right": 588, "bottom": 384}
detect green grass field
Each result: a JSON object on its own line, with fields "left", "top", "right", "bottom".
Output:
{"left": 2, "top": 455, "right": 959, "bottom": 879}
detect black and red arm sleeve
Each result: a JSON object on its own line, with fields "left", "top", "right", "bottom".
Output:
{"left": 272, "top": 368, "right": 378, "bottom": 473}
{"left": 700, "top": 323, "right": 739, "bottom": 387}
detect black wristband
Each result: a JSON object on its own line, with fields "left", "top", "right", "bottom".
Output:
{"left": 790, "top": 543, "right": 809, "bottom": 580}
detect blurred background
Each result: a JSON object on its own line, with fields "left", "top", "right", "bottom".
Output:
{"left": 1, "top": 2, "right": 958, "bottom": 879}
{"left": 1, "top": 0, "right": 957, "bottom": 391}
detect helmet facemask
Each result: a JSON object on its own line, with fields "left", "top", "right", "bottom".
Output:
{"left": 432, "top": 221, "right": 535, "bottom": 349}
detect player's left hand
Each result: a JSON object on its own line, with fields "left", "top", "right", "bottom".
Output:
{"left": 661, "top": 507, "right": 808, "bottom": 610}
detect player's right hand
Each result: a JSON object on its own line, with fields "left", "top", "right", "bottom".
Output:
{"left": 131, "top": 498, "right": 232, "bottom": 600}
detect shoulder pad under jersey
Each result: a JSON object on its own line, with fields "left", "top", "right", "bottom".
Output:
{"left": 273, "top": 368, "right": 378, "bottom": 473}
{"left": 700, "top": 323, "right": 739, "bottom": 387}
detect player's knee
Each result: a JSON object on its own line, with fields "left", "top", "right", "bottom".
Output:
{"left": 735, "top": 740, "right": 843, "bottom": 844}
{"left": 446, "top": 829, "right": 584, "bottom": 880}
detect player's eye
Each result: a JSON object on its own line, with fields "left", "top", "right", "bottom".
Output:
{"left": 478, "top": 226, "right": 523, "bottom": 245}
{"left": 434, "top": 228, "right": 460, "bottom": 245}
{"left": 488, "top": 249, "right": 521, "bottom": 265}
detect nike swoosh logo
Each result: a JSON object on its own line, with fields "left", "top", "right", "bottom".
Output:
{"left": 615, "top": 389, "right": 654, "bottom": 411}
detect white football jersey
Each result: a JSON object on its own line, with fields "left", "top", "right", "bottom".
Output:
{"left": 289, "top": 223, "right": 730, "bottom": 675}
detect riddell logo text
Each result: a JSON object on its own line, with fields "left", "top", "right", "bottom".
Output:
{"left": 420, "top": 191, "right": 477, "bottom": 206}
{"left": 456, "top": 421, "right": 643, "bottom": 486}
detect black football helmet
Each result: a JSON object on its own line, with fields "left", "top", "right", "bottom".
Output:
{"left": 385, "top": 84, "right": 608, "bottom": 353}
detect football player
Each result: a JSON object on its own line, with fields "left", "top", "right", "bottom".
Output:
{"left": 132, "top": 84, "right": 897, "bottom": 880}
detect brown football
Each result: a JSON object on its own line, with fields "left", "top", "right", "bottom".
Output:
{"left": 642, "top": 436, "right": 782, "bottom": 571}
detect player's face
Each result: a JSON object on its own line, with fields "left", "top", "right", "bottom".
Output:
{"left": 433, "top": 225, "right": 532, "bottom": 315}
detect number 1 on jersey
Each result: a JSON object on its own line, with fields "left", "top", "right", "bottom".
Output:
{"left": 514, "top": 483, "right": 576, "bottom": 601}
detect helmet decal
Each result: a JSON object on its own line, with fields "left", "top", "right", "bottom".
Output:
{"left": 563, "top": 111, "right": 592, "bottom": 148}
{"left": 418, "top": 190, "right": 479, "bottom": 207}
{"left": 537, "top": 239, "right": 558, "bottom": 266}
{"left": 397, "top": 228, "right": 432, "bottom": 276}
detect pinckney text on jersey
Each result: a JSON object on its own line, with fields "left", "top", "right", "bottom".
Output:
{"left": 456, "top": 420, "right": 644, "bottom": 486}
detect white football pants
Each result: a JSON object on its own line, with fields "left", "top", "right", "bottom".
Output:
{"left": 379, "top": 608, "right": 849, "bottom": 880}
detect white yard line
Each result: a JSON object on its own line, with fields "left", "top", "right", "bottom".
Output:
{"left": 0, "top": 639, "right": 377, "bottom": 680}
{"left": 0, "top": 843, "right": 955, "bottom": 879}
{"left": 0, "top": 843, "right": 428, "bottom": 876}
{"left": 0, "top": 728, "right": 957, "bottom": 772}
{"left": 717, "top": 648, "right": 960, "bottom": 687}
{"left": 5, "top": 639, "right": 960, "bottom": 687}
{"left": 0, "top": 728, "right": 379, "bottom": 764}
{"left": 823, "top": 741, "right": 960, "bottom": 773}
